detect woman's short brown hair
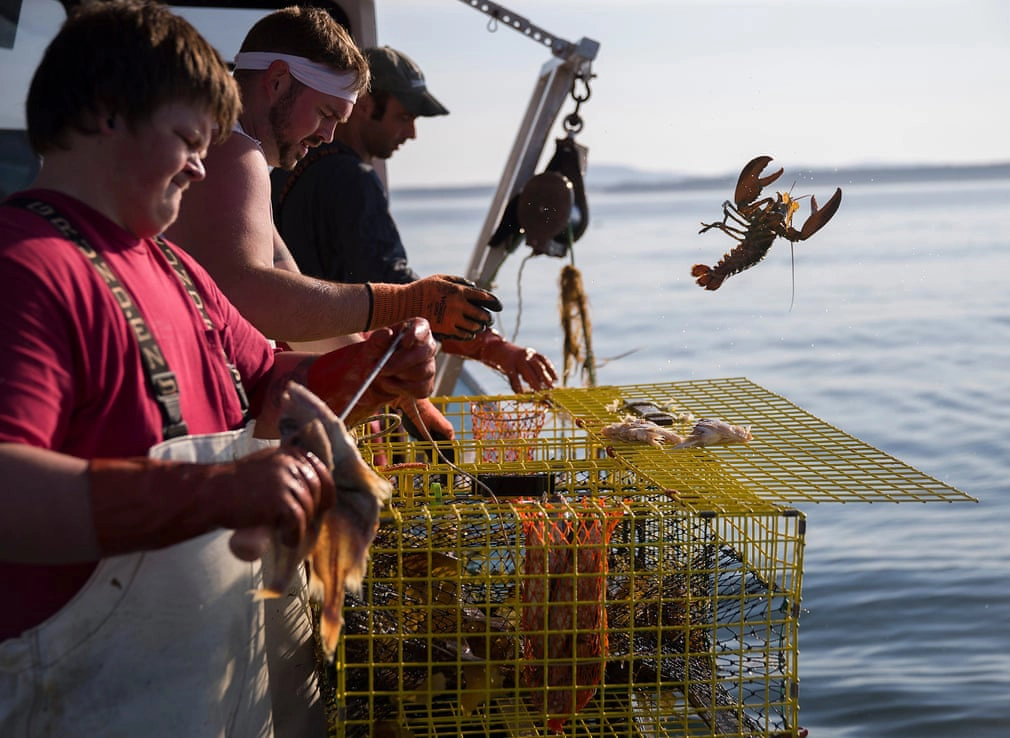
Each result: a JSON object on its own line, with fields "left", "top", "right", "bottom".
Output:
{"left": 27, "top": 0, "right": 241, "bottom": 155}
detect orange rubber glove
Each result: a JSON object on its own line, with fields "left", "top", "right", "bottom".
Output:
{"left": 306, "top": 318, "right": 436, "bottom": 427}
{"left": 442, "top": 329, "right": 558, "bottom": 393}
{"left": 367, "top": 275, "right": 502, "bottom": 341}
{"left": 393, "top": 396, "right": 455, "bottom": 443}
{"left": 88, "top": 446, "right": 334, "bottom": 559}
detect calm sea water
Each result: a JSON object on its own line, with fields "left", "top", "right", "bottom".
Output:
{"left": 393, "top": 172, "right": 1010, "bottom": 738}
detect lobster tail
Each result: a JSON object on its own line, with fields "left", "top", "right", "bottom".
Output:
{"left": 691, "top": 264, "right": 725, "bottom": 291}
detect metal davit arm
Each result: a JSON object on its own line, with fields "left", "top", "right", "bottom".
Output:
{"left": 454, "top": 0, "right": 585, "bottom": 59}
{"left": 436, "top": 3, "right": 599, "bottom": 395}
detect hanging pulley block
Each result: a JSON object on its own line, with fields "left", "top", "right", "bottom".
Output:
{"left": 517, "top": 171, "right": 574, "bottom": 256}
{"left": 488, "top": 136, "right": 590, "bottom": 258}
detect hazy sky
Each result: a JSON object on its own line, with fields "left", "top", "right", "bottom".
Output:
{"left": 373, "top": 0, "right": 1010, "bottom": 186}
{"left": 3, "top": 1, "right": 1007, "bottom": 187}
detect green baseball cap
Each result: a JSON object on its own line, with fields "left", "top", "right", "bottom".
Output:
{"left": 365, "top": 46, "right": 448, "bottom": 117}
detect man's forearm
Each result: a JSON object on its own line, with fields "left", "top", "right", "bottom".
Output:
{"left": 219, "top": 266, "right": 372, "bottom": 342}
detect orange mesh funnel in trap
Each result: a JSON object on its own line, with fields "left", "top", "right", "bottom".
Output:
{"left": 518, "top": 498, "right": 624, "bottom": 732}
{"left": 470, "top": 400, "right": 547, "bottom": 463}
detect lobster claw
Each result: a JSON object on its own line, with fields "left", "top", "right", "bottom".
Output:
{"left": 797, "top": 188, "right": 843, "bottom": 240}
{"left": 735, "top": 155, "right": 783, "bottom": 207}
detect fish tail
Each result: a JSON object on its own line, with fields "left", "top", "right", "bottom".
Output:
{"left": 318, "top": 580, "right": 347, "bottom": 661}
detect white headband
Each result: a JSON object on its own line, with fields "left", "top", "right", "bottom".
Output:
{"left": 233, "top": 51, "right": 359, "bottom": 103}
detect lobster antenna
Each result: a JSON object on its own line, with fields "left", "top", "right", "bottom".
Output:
{"left": 788, "top": 243, "right": 796, "bottom": 312}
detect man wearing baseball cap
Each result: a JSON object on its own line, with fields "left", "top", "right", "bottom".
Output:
{"left": 367, "top": 45, "right": 450, "bottom": 118}
{"left": 272, "top": 47, "right": 557, "bottom": 410}
{"left": 272, "top": 46, "right": 448, "bottom": 286}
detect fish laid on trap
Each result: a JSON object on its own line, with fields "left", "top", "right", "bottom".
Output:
{"left": 601, "top": 415, "right": 751, "bottom": 449}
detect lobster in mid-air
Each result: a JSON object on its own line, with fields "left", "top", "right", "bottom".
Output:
{"left": 692, "top": 155, "right": 842, "bottom": 291}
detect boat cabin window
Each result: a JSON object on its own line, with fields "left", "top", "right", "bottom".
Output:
{"left": 0, "top": 1, "right": 272, "bottom": 197}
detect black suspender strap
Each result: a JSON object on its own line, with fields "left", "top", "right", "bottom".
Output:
{"left": 5, "top": 197, "right": 249, "bottom": 437}
{"left": 152, "top": 239, "right": 250, "bottom": 421}
{"left": 7, "top": 198, "right": 187, "bottom": 438}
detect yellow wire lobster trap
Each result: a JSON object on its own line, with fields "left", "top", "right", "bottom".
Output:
{"left": 333, "top": 378, "right": 971, "bottom": 738}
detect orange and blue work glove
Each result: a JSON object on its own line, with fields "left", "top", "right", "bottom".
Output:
{"left": 367, "top": 274, "right": 502, "bottom": 341}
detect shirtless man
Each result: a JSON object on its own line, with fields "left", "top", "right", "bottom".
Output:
{"left": 272, "top": 46, "right": 558, "bottom": 396}
{"left": 168, "top": 7, "right": 501, "bottom": 348}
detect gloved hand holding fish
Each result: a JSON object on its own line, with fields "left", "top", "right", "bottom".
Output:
{"left": 87, "top": 443, "right": 336, "bottom": 559}
{"left": 256, "top": 381, "right": 392, "bottom": 662}
{"left": 233, "top": 322, "right": 430, "bottom": 659}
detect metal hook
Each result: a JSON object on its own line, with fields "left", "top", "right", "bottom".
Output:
{"left": 562, "top": 72, "right": 593, "bottom": 136}
{"left": 571, "top": 73, "right": 592, "bottom": 104}
{"left": 487, "top": 14, "right": 498, "bottom": 32}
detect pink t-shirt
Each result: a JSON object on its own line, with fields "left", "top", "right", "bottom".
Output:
{"left": 0, "top": 190, "right": 275, "bottom": 638}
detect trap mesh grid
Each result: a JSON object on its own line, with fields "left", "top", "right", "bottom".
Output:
{"left": 335, "top": 498, "right": 804, "bottom": 738}
{"left": 367, "top": 377, "right": 972, "bottom": 514}
{"left": 332, "top": 378, "right": 971, "bottom": 737}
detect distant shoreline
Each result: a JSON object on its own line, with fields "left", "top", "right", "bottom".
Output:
{"left": 391, "top": 161, "right": 1010, "bottom": 199}
{"left": 1, "top": 126, "right": 1005, "bottom": 200}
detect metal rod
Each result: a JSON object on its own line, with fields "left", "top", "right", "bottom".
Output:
{"left": 338, "top": 328, "right": 406, "bottom": 423}
{"left": 455, "top": 0, "right": 576, "bottom": 59}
